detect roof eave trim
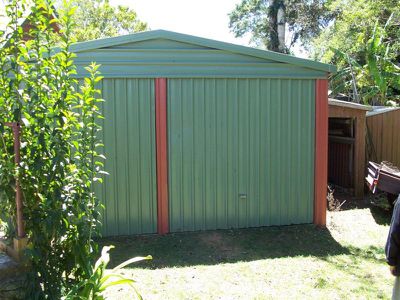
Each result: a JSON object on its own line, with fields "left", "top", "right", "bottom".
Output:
{"left": 328, "top": 98, "right": 372, "bottom": 111}
{"left": 367, "top": 107, "right": 400, "bottom": 117}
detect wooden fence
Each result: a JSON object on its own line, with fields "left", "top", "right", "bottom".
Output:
{"left": 366, "top": 108, "right": 400, "bottom": 168}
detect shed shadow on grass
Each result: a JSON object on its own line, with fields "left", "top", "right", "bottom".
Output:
{"left": 99, "top": 224, "right": 349, "bottom": 269}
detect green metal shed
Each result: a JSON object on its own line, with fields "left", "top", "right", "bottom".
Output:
{"left": 71, "top": 30, "right": 335, "bottom": 236}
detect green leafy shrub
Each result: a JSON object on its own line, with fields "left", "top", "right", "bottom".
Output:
{"left": 0, "top": 0, "right": 105, "bottom": 298}
{"left": 63, "top": 246, "right": 152, "bottom": 300}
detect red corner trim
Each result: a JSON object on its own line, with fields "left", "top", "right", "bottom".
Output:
{"left": 155, "top": 78, "right": 169, "bottom": 234}
{"left": 314, "top": 79, "right": 328, "bottom": 226}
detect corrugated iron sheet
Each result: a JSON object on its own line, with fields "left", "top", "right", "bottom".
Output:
{"left": 93, "top": 78, "right": 157, "bottom": 236}
{"left": 73, "top": 38, "right": 327, "bottom": 79}
{"left": 328, "top": 141, "right": 353, "bottom": 187}
{"left": 167, "top": 78, "right": 315, "bottom": 232}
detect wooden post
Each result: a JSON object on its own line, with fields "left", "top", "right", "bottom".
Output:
{"left": 355, "top": 115, "right": 366, "bottom": 198}
{"left": 314, "top": 79, "right": 328, "bottom": 226}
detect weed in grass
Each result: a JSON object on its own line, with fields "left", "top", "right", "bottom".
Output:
{"left": 314, "top": 277, "right": 328, "bottom": 289}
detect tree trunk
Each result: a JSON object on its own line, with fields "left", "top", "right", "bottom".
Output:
{"left": 268, "top": 0, "right": 279, "bottom": 52}
{"left": 277, "top": 3, "right": 286, "bottom": 52}
{"left": 268, "top": 0, "right": 286, "bottom": 53}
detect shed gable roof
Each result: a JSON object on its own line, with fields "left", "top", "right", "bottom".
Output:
{"left": 71, "top": 30, "right": 336, "bottom": 74}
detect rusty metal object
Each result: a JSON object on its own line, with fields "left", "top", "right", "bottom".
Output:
{"left": 4, "top": 122, "right": 25, "bottom": 238}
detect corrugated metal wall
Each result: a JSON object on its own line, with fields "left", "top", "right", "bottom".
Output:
{"left": 74, "top": 38, "right": 327, "bottom": 79}
{"left": 367, "top": 109, "right": 400, "bottom": 167}
{"left": 93, "top": 78, "right": 157, "bottom": 236}
{"left": 168, "top": 78, "right": 315, "bottom": 232}
{"left": 328, "top": 142, "right": 353, "bottom": 187}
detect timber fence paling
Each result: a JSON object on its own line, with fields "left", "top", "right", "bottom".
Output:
{"left": 366, "top": 109, "right": 400, "bottom": 168}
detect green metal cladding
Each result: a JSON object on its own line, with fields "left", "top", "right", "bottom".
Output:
{"left": 72, "top": 30, "right": 335, "bottom": 79}
{"left": 93, "top": 79, "right": 157, "bottom": 236}
{"left": 72, "top": 30, "right": 332, "bottom": 235}
{"left": 168, "top": 78, "right": 315, "bottom": 231}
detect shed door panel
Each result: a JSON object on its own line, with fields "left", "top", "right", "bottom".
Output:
{"left": 95, "top": 78, "right": 157, "bottom": 236}
{"left": 168, "top": 78, "right": 315, "bottom": 232}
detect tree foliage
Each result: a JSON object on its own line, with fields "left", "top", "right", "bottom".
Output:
{"left": 0, "top": 0, "right": 104, "bottom": 297}
{"left": 312, "top": 0, "right": 400, "bottom": 104}
{"left": 229, "top": 0, "right": 336, "bottom": 53}
{"left": 312, "top": 0, "right": 400, "bottom": 63}
{"left": 64, "top": 0, "right": 148, "bottom": 42}
{"left": 329, "top": 19, "right": 400, "bottom": 105}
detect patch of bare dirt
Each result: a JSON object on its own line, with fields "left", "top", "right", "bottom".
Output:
{"left": 199, "top": 232, "right": 242, "bottom": 257}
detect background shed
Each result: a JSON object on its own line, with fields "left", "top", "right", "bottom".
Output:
{"left": 328, "top": 99, "right": 371, "bottom": 198}
{"left": 71, "top": 30, "right": 334, "bottom": 236}
{"left": 367, "top": 107, "right": 400, "bottom": 168}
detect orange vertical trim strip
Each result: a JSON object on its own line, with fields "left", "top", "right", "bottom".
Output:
{"left": 314, "top": 79, "right": 328, "bottom": 226}
{"left": 155, "top": 78, "right": 169, "bottom": 234}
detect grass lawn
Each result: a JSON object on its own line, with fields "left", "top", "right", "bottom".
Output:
{"left": 101, "top": 197, "right": 394, "bottom": 299}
